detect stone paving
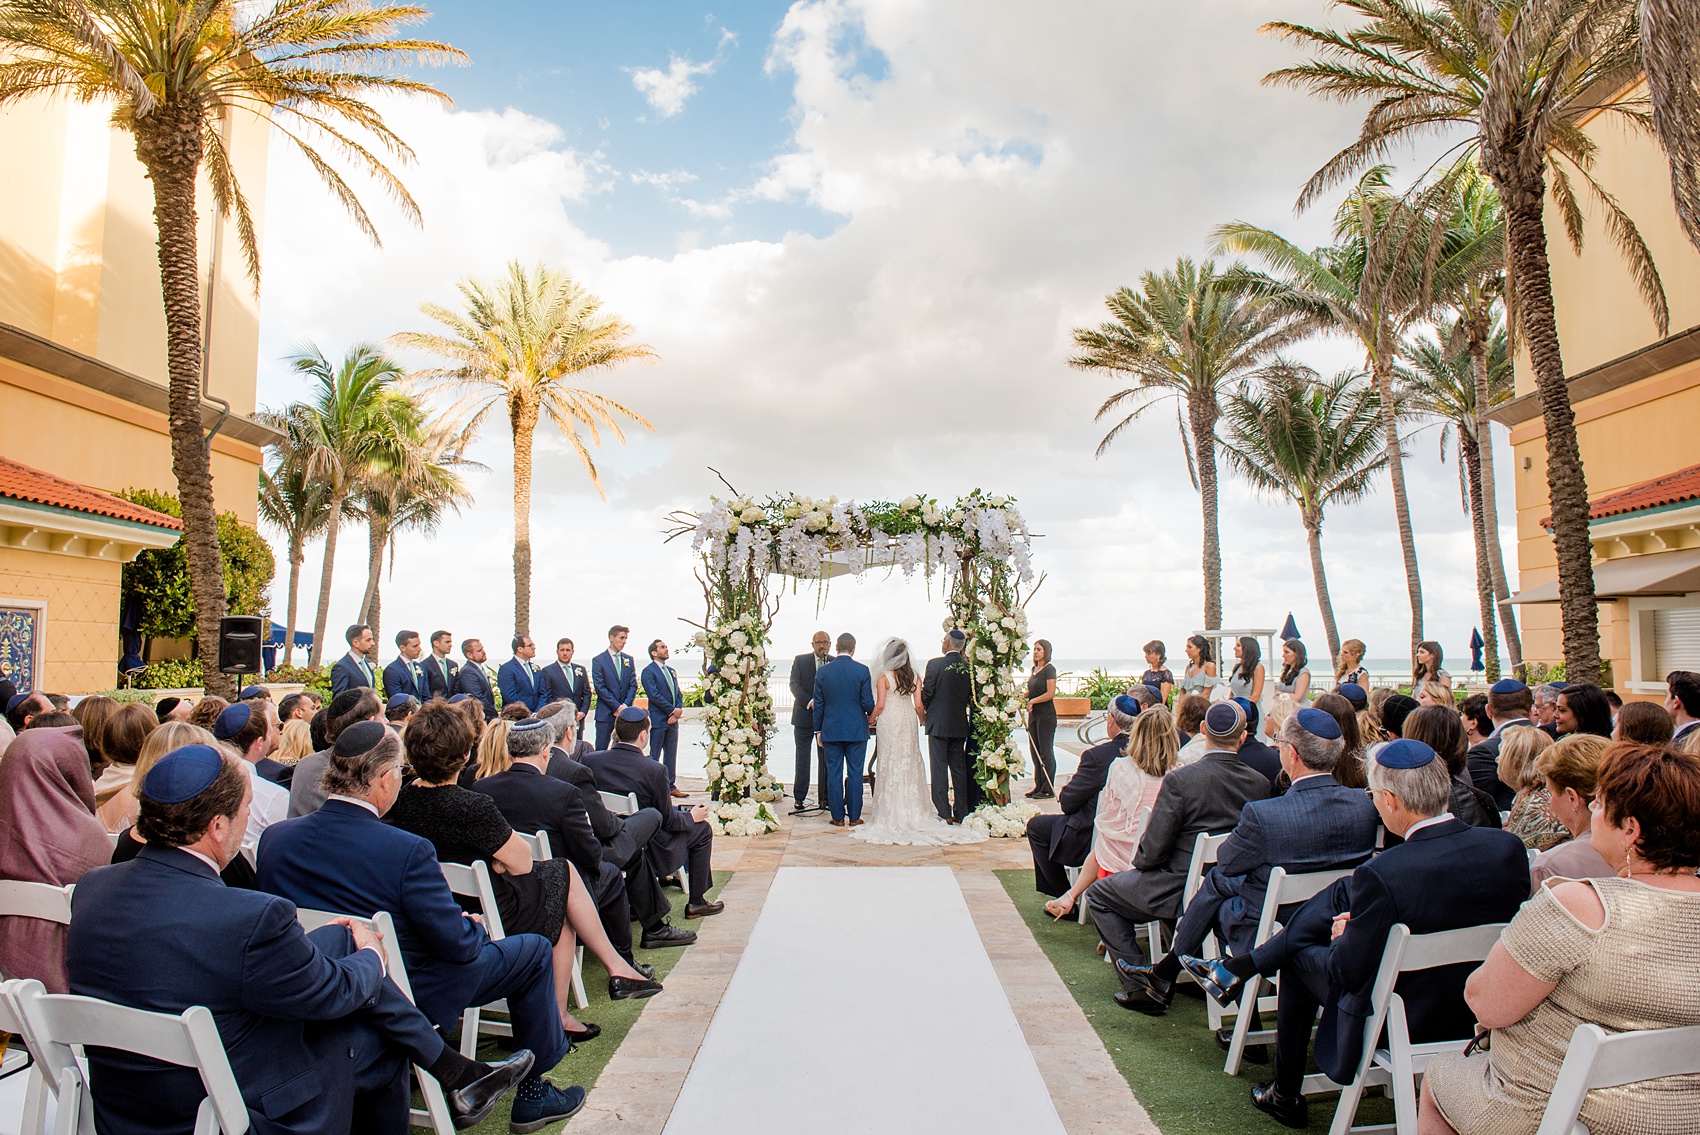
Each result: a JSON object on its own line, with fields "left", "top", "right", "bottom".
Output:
{"left": 570, "top": 757, "right": 1158, "bottom": 1135}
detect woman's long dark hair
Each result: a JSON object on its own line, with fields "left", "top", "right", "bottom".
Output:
{"left": 1412, "top": 640, "right": 1444, "bottom": 686}
{"left": 892, "top": 661, "right": 917, "bottom": 697}
{"left": 1234, "top": 636, "right": 1261, "bottom": 683}
{"left": 1280, "top": 638, "right": 1307, "bottom": 686}
{"left": 1187, "top": 634, "right": 1213, "bottom": 665}
{"left": 1559, "top": 683, "right": 1614, "bottom": 738}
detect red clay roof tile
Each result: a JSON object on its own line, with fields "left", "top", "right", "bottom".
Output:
{"left": 0, "top": 456, "right": 182, "bottom": 530}
{"left": 1543, "top": 462, "right": 1700, "bottom": 528}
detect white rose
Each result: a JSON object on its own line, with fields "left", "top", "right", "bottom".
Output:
{"left": 899, "top": 495, "right": 920, "bottom": 511}
{"left": 725, "top": 764, "right": 747, "bottom": 782}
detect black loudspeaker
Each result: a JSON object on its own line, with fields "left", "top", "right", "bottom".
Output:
{"left": 218, "top": 616, "right": 264, "bottom": 675}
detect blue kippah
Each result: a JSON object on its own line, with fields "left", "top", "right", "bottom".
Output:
{"left": 1375, "top": 738, "right": 1437, "bottom": 769}
{"left": 511, "top": 718, "right": 550, "bottom": 733}
{"left": 617, "top": 705, "right": 648, "bottom": 723}
{"left": 1549, "top": 681, "right": 1569, "bottom": 690}
{"left": 212, "top": 702, "right": 252, "bottom": 740}
{"left": 5, "top": 693, "right": 28, "bottom": 714}
{"left": 1336, "top": 682, "right": 1366, "bottom": 701}
{"left": 447, "top": 693, "right": 470, "bottom": 704}
{"left": 333, "top": 720, "right": 388, "bottom": 757}
{"left": 237, "top": 685, "right": 268, "bottom": 700}
{"left": 1113, "top": 694, "right": 1142, "bottom": 718}
{"left": 1203, "top": 701, "right": 1244, "bottom": 736}
{"left": 947, "top": 629, "right": 967, "bottom": 643}
{"left": 386, "top": 693, "right": 415, "bottom": 710}
{"left": 1232, "top": 696, "right": 1259, "bottom": 727}
{"left": 1295, "top": 707, "right": 1343, "bottom": 741}
{"left": 1489, "top": 678, "right": 1527, "bottom": 695}
{"left": 142, "top": 744, "right": 225, "bottom": 803}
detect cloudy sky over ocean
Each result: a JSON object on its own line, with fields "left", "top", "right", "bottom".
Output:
{"left": 255, "top": 0, "right": 1510, "bottom": 676}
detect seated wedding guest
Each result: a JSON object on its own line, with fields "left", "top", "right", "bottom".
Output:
{"left": 187, "top": 696, "right": 228, "bottom": 731}
{"left": 1118, "top": 707, "right": 1378, "bottom": 1021}
{"left": 1140, "top": 641, "right": 1174, "bottom": 704}
{"left": 257, "top": 716, "right": 588, "bottom": 1130}
{"left": 1030, "top": 695, "right": 1139, "bottom": 905}
{"left": 1460, "top": 693, "right": 1492, "bottom": 747}
{"left": 541, "top": 702, "right": 593, "bottom": 764}
{"left": 1532, "top": 682, "right": 1562, "bottom": 736}
{"left": 475, "top": 718, "right": 515, "bottom": 778}
{"left": 1467, "top": 678, "right": 1536, "bottom": 809}
{"left": 71, "top": 695, "right": 118, "bottom": 776}
{"left": 1416, "top": 679, "right": 1453, "bottom": 708}
{"left": 1555, "top": 682, "right": 1613, "bottom": 739}
{"left": 1414, "top": 640, "right": 1451, "bottom": 693}
{"left": 1184, "top": 739, "right": 1528, "bottom": 1128}
{"left": 1496, "top": 726, "right": 1565, "bottom": 850}
{"left": 1311, "top": 692, "right": 1367, "bottom": 789}
{"left": 385, "top": 693, "right": 420, "bottom": 731}
{"left": 1403, "top": 705, "right": 1501, "bottom": 829}
{"left": 1232, "top": 698, "right": 1282, "bottom": 788}
{"left": 23, "top": 712, "right": 77, "bottom": 730}
{"left": 1528, "top": 734, "right": 1615, "bottom": 888}
{"left": 1229, "top": 637, "right": 1265, "bottom": 705}
{"left": 288, "top": 688, "right": 383, "bottom": 817}
{"left": 1273, "top": 639, "right": 1310, "bottom": 704}
{"left": 584, "top": 708, "right": 723, "bottom": 919}
{"left": 1604, "top": 688, "right": 1622, "bottom": 726}
{"left": 0, "top": 728, "right": 110, "bottom": 991}
{"left": 6, "top": 691, "right": 50, "bottom": 734}
{"left": 154, "top": 695, "right": 193, "bottom": 724}
{"left": 278, "top": 718, "right": 315, "bottom": 763}
{"left": 1665, "top": 670, "right": 1700, "bottom": 747}
{"left": 277, "top": 691, "right": 318, "bottom": 724}
{"left": 1085, "top": 700, "right": 1270, "bottom": 975}
{"left": 1263, "top": 695, "right": 1299, "bottom": 748}
{"left": 1615, "top": 699, "right": 1674, "bottom": 745}
{"left": 1335, "top": 680, "right": 1368, "bottom": 714}
{"left": 1175, "top": 695, "right": 1211, "bottom": 763}
{"left": 1420, "top": 742, "right": 1700, "bottom": 1135}
{"left": 213, "top": 701, "right": 289, "bottom": 843}
{"left": 93, "top": 703, "right": 155, "bottom": 831}
{"left": 247, "top": 702, "right": 294, "bottom": 785}
{"left": 1335, "top": 639, "right": 1370, "bottom": 688}
{"left": 1180, "top": 634, "right": 1218, "bottom": 697}
{"left": 309, "top": 708, "right": 330, "bottom": 752}
{"left": 77, "top": 744, "right": 532, "bottom": 1134}
{"left": 112, "top": 722, "right": 260, "bottom": 890}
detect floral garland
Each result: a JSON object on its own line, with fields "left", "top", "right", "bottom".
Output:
{"left": 670, "top": 489, "right": 1037, "bottom": 836}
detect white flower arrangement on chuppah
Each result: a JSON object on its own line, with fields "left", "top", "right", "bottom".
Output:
{"left": 667, "top": 487, "right": 1040, "bottom": 836}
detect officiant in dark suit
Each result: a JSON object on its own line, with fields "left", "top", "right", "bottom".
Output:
{"left": 541, "top": 638, "right": 591, "bottom": 733}
{"left": 789, "top": 631, "right": 832, "bottom": 811}
{"left": 922, "top": 630, "right": 974, "bottom": 822}
{"left": 423, "top": 631, "right": 459, "bottom": 699}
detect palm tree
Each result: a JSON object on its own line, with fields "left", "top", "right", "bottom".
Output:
{"left": 393, "top": 261, "right": 657, "bottom": 635}
{"left": 1400, "top": 325, "right": 1515, "bottom": 679}
{"left": 1068, "top": 257, "right": 1301, "bottom": 629}
{"left": 1215, "top": 169, "right": 1490, "bottom": 660}
{"left": 1220, "top": 366, "right": 1389, "bottom": 663}
{"left": 285, "top": 344, "right": 418, "bottom": 667}
{"left": 1257, "top": 0, "right": 1677, "bottom": 685}
{"left": 0, "top": 1, "right": 462, "bottom": 694}
{"left": 256, "top": 410, "right": 335, "bottom": 668}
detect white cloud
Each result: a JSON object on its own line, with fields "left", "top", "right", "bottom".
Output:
{"left": 627, "top": 53, "right": 719, "bottom": 119}
{"left": 256, "top": 0, "right": 1517, "bottom": 674}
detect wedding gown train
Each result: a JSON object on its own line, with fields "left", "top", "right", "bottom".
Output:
{"left": 850, "top": 688, "right": 987, "bottom": 847}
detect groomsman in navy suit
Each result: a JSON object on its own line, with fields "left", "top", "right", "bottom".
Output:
{"left": 497, "top": 635, "right": 549, "bottom": 714}
{"left": 642, "top": 639, "right": 686, "bottom": 796}
{"left": 331, "top": 624, "right": 379, "bottom": 696}
{"left": 455, "top": 638, "right": 498, "bottom": 719}
{"left": 423, "top": 630, "right": 460, "bottom": 700}
{"left": 813, "top": 633, "right": 875, "bottom": 826}
{"left": 542, "top": 638, "right": 591, "bottom": 736}
{"left": 382, "top": 630, "right": 430, "bottom": 704}
{"left": 592, "top": 625, "right": 638, "bottom": 751}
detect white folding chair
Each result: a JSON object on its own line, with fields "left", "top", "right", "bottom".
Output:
{"left": 1320, "top": 921, "right": 1508, "bottom": 1135}
{"left": 1221, "top": 866, "right": 1355, "bottom": 1075}
{"left": 1534, "top": 1022, "right": 1700, "bottom": 1135}
{"left": 0, "top": 882, "right": 76, "bottom": 1135}
{"left": 13, "top": 977, "right": 249, "bottom": 1135}
{"left": 1164, "top": 832, "right": 1233, "bottom": 1010}
{"left": 508, "top": 832, "right": 587, "bottom": 1009}
{"left": 0, "top": 979, "right": 50, "bottom": 1135}
{"left": 294, "top": 909, "right": 455, "bottom": 1135}
{"left": 516, "top": 830, "right": 552, "bottom": 861}
{"left": 601, "top": 792, "right": 687, "bottom": 891}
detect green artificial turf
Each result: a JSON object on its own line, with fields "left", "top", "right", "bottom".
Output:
{"left": 996, "top": 869, "right": 1394, "bottom": 1134}
{"left": 450, "top": 870, "right": 731, "bottom": 1134}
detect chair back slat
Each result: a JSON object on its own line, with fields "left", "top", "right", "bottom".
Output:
{"left": 1535, "top": 1023, "right": 1700, "bottom": 1135}
{"left": 600, "top": 791, "right": 639, "bottom": 816}
{"left": 439, "top": 860, "right": 505, "bottom": 940}
{"left": 517, "top": 830, "right": 551, "bottom": 861}
{"left": 1397, "top": 923, "right": 1505, "bottom": 973}
{"left": 1181, "top": 831, "right": 1232, "bottom": 905}
{"left": 1253, "top": 867, "right": 1355, "bottom": 947}
{"left": 0, "top": 881, "right": 74, "bottom": 925}
{"left": 294, "top": 909, "right": 414, "bottom": 1005}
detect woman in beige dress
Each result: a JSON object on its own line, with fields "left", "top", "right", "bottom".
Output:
{"left": 1420, "top": 742, "right": 1700, "bottom": 1135}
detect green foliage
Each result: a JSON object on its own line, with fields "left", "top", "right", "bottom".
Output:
{"left": 87, "top": 689, "right": 160, "bottom": 705}
{"left": 116, "top": 489, "right": 276, "bottom": 639}
{"left": 134, "top": 658, "right": 203, "bottom": 690}
{"left": 265, "top": 664, "right": 334, "bottom": 701}
{"left": 682, "top": 684, "right": 707, "bottom": 709}
{"left": 1073, "top": 668, "right": 1127, "bottom": 710}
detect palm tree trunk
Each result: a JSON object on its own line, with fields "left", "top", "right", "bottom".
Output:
{"left": 1499, "top": 175, "right": 1601, "bottom": 685}
{"left": 309, "top": 489, "right": 347, "bottom": 668}
{"left": 1189, "top": 397, "right": 1223, "bottom": 629}
{"left": 134, "top": 102, "right": 232, "bottom": 697}
{"left": 359, "top": 515, "right": 384, "bottom": 636}
{"left": 281, "top": 536, "right": 304, "bottom": 668}
{"left": 1372, "top": 357, "right": 1423, "bottom": 661}
{"left": 511, "top": 402, "right": 540, "bottom": 637}
{"left": 1304, "top": 512, "right": 1342, "bottom": 665}
{"left": 1468, "top": 326, "right": 1522, "bottom": 670}
{"left": 1462, "top": 431, "right": 1501, "bottom": 681}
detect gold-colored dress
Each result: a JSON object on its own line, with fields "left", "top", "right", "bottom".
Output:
{"left": 1426, "top": 878, "right": 1700, "bottom": 1134}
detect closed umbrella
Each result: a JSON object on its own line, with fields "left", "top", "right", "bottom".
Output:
{"left": 1469, "top": 628, "right": 1485, "bottom": 672}
{"left": 1279, "top": 613, "right": 1300, "bottom": 642}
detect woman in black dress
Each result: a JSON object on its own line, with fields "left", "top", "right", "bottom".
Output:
{"left": 1026, "top": 639, "right": 1059, "bottom": 799}
{"left": 387, "top": 712, "right": 660, "bottom": 1034}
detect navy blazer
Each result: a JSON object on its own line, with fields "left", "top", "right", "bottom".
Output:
{"left": 642, "top": 661, "right": 683, "bottom": 719}
{"left": 813, "top": 654, "right": 874, "bottom": 742}
{"left": 454, "top": 660, "right": 498, "bottom": 719}
{"left": 496, "top": 658, "right": 548, "bottom": 714}
{"left": 582, "top": 742, "right": 700, "bottom": 874}
{"left": 541, "top": 661, "right": 590, "bottom": 718}
{"left": 591, "top": 651, "right": 638, "bottom": 721}
{"left": 330, "top": 654, "right": 376, "bottom": 697}
{"left": 1211, "top": 774, "right": 1380, "bottom": 954}
{"left": 422, "top": 654, "right": 459, "bottom": 700}
{"left": 1049, "top": 737, "right": 1120, "bottom": 867}
{"left": 382, "top": 656, "right": 428, "bottom": 704}
{"left": 545, "top": 748, "right": 622, "bottom": 843}
{"left": 1236, "top": 738, "right": 1283, "bottom": 788}
{"left": 67, "top": 846, "right": 388, "bottom": 1135}
{"left": 1309, "top": 818, "right": 1530, "bottom": 1082}
{"left": 475, "top": 764, "right": 603, "bottom": 882}
{"left": 1466, "top": 720, "right": 1529, "bottom": 811}
{"left": 257, "top": 800, "right": 489, "bottom": 1029}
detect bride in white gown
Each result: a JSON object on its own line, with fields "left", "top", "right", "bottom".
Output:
{"left": 851, "top": 638, "right": 987, "bottom": 847}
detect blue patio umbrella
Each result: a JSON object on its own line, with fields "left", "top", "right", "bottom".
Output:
{"left": 1279, "top": 613, "right": 1300, "bottom": 642}
{"left": 1469, "top": 628, "right": 1486, "bottom": 672}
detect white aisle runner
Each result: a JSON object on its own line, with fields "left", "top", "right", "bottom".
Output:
{"left": 663, "top": 866, "right": 1066, "bottom": 1135}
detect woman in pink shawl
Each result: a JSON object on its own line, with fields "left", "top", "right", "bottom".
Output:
{"left": 0, "top": 726, "right": 112, "bottom": 991}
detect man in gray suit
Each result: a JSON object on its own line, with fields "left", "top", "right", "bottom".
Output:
{"left": 1084, "top": 700, "right": 1270, "bottom": 976}
{"left": 1115, "top": 707, "right": 1380, "bottom": 1015}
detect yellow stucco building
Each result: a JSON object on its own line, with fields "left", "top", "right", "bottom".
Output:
{"left": 0, "top": 97, "right": 279, "bottom": 694}
{"left": 1498, "top": 81, "right": 1700, "bottom": 697}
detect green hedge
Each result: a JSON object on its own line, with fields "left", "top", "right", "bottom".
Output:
{"left": 115, "top": 488, "right": 275, "bottom": 639}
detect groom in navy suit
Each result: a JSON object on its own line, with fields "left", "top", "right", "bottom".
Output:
{"left": 592, "top": 625, "right": 638, "bottom": 751}
{"left": 813, "top": 633, "right": 875, "bottom": 826}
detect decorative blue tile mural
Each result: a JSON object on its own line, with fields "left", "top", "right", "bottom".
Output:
{"left": 0, "top": 606, "right": 40, "bottom": 694}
